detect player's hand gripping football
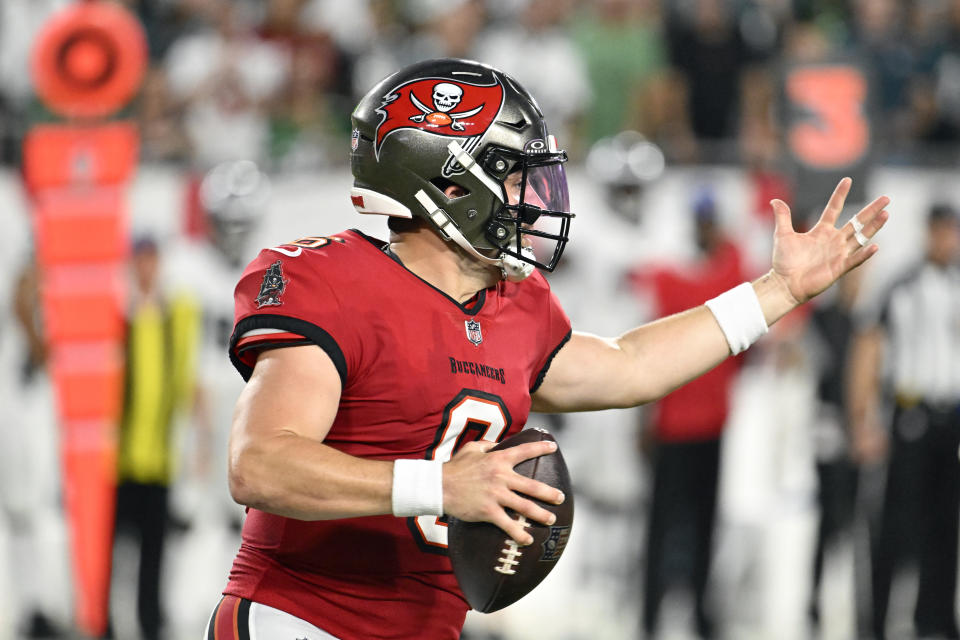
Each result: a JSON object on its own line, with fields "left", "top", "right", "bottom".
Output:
{"left": 768, "top": 177, "right": 890, "bottom": 305}
{"left": 443, "top": 440, "right": 565, "bottom": 545}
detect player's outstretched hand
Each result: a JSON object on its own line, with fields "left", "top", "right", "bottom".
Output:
{"left": 443, "top": 440, "right": 565, "bottom": 545}
{"left": 769, "top": 177, "right": 890, "bottom": 305}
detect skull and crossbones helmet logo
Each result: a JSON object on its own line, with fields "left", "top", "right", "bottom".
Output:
{"left": 408, "top": 81, "right": 482, "bottom": 130}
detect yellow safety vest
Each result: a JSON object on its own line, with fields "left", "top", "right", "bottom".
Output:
{"left": 117, "top": 293, "right": 199, "bottom": 485}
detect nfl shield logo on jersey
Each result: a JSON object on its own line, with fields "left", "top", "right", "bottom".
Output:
{"left": 465, "top": 319, "right": 482, "bottom": 346}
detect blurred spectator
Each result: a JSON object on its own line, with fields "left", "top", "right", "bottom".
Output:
{"left": 736, "top": 1, "right": 792, "bottom": 169}
{"left": 665, "top": 0, "right": 750, "bottom": 155}
{"left": 408, "top": 0, "right": 487, "bottom": 60}
{"left": 0, "top": 1, "right": 68, "bottom": 164}
{"left": 713, "top": 297, "right": 818, "bottom": 640}
{"left": 572, "top": 0, "right": 686, "bottom": 154}
{"left": 0, "top": 1, "right": 66, "bottom": 109}
{"left": 804, "top": 269, "right": 863, "bottom": 631}
{"left": 125, "top": 0, "right": 194, "bottom": 62}
{"left": 163, "top": 0, "right": 289, "bottom": 168}
{"left": 300, "top": 0, "right": 375, "bottom": 58}
{"left": 137, "top": 67, "right": 191, "bottom": 164}
{"left": 163, "top": 161, "right": 269, "bottom": 531}
{"left": 3, "top": 252, "right": 70, "bottom": 638}
{"left": 13, "top": 255, "right": 46, "bottom": 387}
{"left": 665, "top": 0, "right": 786, "bottom": 163}
{"left": 258, "top": 0, "right": 311, "bottom": 44}
{"left": 238, "top": 0, "right": 355, "bottom": 170}
{"left": 845, "top": 0, "right": 921, "bottom": 159}
{"left": 848, "top": 203, "right": 960, "bottom": 640}
{"left": 585, "top": 130, "right": 666, "bottom": 226}
{"left": 476, "top": 0, "right": 589, "bottom": 153}
{"left": 351, "top": 0, "right": 420, "bottom": 100}
{"left": 910, "top": 0, "right": 960, "bottom": 156}
{"left": 629, "top": 191, "right": 747, "bottom": 639}
{"left": 268, "top": 33, "right": 351, "bottom": 171}
{"left": 111, "top": 236, "right": 202, "bottom": 640}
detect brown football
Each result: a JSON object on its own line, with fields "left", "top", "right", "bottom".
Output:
{"left": 447, "top": 428, "right": 574, "bottom": 613}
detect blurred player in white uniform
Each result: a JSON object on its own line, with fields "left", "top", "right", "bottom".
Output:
{"left": 159, "top": 160, "right": 270, "bottom": 635}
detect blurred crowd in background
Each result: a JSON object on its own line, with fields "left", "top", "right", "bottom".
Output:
{"left": 1, "top": 1, "right": 960, "bottom": 640}
{"left": 5, "top": 0, "right": 960, "bottom": 171}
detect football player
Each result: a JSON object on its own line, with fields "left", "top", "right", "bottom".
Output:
{"left": 205, "top": 59, "right": 889, "bottom": 639}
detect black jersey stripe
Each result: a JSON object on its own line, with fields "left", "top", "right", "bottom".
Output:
{"left": 230, "top": 314, "right": 348, "bottom": 387}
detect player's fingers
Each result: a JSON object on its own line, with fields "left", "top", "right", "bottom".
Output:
{"left": 459, "top": 439, "right": 495, "bottom": 455}
{"left": 854, "top": 195, "right": 890, "bottom": 225}
{"left": 845, "top": 207, "right": 889, "bottom": 250}
{"left": 509, "top": 474, "right": 565, "bottom": 506}
{"left": 846, "top": 242, "right": 879, "bottom": 271}
{"left": 820, "top": 177, "right": 852, "bottom": 225}
{"left": 855, "top": 200, "right": 890, "bottom": 235}
{"left": 845, "top": 197, "right": 889, "bottom": 237}
{"left": 502, "top": 440, "right": 557, "bottom": 465}
{"left": 501, "top": 491, "right": 556, "bottom": 528}
{"left": 474, "top": 440, "right": 496, "bottom": 453}
{"left": 489, "top": 508, "right": 534, "bottom": 546}
{"left": 770, "top": 199, "right": 794, "bottom": 234}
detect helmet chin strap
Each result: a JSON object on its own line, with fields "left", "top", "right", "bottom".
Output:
{"left": 414, "top": 190, "right": 535, "bottom": 282}
{"left": 500, "top": 247, "right": 536, "bottom": 282}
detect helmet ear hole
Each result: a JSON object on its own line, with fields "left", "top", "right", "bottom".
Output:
{"left": 430, "top": 177, "right": 470, "bottom": 201}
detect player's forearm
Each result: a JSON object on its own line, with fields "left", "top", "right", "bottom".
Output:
{"left": 622, "top": 271, "right": 798, "bottom": 401}
{"left": 615, "top": 305, "right": 733, "bottom": 404}
{"left": 228, "top": 432, "right": 394, "bottom": 520}
{"left": 534, "top": 307, "right": 732, "bottom": 412}
{"left": 536, "top": 273, "right": 802, "bottom": 412}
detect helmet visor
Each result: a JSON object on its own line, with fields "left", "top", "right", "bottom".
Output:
{"left": 488, "top": 150, "right": 574, "bottom": 272}
{"left": 525, "top": 162, "right": 570, "bottom": 216}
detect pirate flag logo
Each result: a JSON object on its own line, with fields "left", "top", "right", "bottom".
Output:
{"left": 374, "top": 76, "right": 505, "bottom": 168}
{"left": 256, "top": 260, "right": 287, "bottom": 308}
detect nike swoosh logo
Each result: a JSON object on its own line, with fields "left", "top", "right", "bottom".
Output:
{"left": 269, "top": 246, "right": 302, "bottom": 257}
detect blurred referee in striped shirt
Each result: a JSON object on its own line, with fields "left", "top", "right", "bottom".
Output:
{"left": 849, "top": 203, "right": 960, "bottom": 640}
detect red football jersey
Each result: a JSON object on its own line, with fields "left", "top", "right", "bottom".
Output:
{"left": 223, "top": 229, "right": 571, "bottom": 639}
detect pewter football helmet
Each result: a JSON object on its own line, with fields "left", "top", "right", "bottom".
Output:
{"left": 350, "top": 58, "right": 573, "bottom": 281}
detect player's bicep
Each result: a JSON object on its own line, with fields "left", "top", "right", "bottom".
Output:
{"left": 230, "top": 344, "right": 342, "bottom": 450}
{"left": 531, "top": 331, "right": 636, "bottom": 413}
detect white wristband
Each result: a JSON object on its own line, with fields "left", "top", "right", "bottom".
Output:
{"left": 391, "top": 459, "right": 444, "bottom": 517}
{"left": 704, "top": 282, "right": 769, "bottom": 355}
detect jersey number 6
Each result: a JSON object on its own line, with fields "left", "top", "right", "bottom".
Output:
{"left": 408, "top": 389, "right": 512, "bottom": 554}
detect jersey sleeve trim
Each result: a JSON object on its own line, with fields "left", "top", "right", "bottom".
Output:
{"left": 229, "top": 314, "right": 348, "bottom": 386}
{"left": 235, "top": 330, "right": 312, "bottom": 352}
{"left": 530, "top": 329, "right": 572, "bottom": 394}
